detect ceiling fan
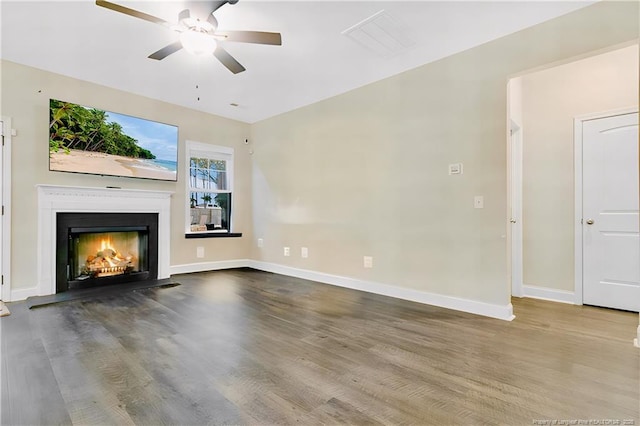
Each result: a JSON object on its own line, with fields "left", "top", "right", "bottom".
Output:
{"left": 95, "top": 0, "right": 282, "bottom": 74}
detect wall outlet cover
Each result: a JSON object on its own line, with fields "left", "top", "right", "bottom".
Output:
{"left": 474, "top": 195, "right": 484, "bottom": 209}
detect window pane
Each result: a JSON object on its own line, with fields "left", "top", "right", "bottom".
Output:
{"left": 189, "top": 157, "right": 203, "bottom": 188}
{"left": 209, "top": 160, "right": 226, "bottom": 190}
{"left": 189, "top": 191, "right": 231, "bottom": 232}
{"left": 209, "top": 160, "right": 226, "bottom": 172}
{"left": 189, "top": 158, "right": 228, "bottom": 190}
{"left": 212, "top": 170, "right": 227, "bottom": 190}
{"left": 189, "top": 164, "right": 198, "bottom": 187}
{"left": 190, "top": 157, "right": 209, "bottom": 189}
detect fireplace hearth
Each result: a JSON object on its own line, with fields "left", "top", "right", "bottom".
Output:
{"left": 56, "top": 212, "right": 159, "bottom": 292}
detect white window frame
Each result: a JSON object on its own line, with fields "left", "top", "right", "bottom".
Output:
{"left": 185, "top": 140, "right": 234, "bottom": 235}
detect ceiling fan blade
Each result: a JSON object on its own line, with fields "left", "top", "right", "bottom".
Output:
{"left": 148, "top": 41, "right": 183, "bottom": 60}
{"left": 217, "top": 31, "right": 282, "bottom": 46}
{"left": 213, "top": 46, "right": 246, "bottom": 74}
{"left": 207, "top": 13, "right": 218, "bottom": 30}
{"left": 96, "top": 0, "right": 170, "bottom": 27}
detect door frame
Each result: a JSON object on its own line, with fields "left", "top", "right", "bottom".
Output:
{"left": 573, "top": 106, "right": 638, "bottom": 305}
{"left": 509, "top": 120, "right": 524, "bottom": 297}
{"left": 1, "top": 117, "right": 12, "bottom": 302}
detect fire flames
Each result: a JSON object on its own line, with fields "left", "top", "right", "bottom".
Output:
{"left": 82, "top": 237, "right": 135, "bottom": 277}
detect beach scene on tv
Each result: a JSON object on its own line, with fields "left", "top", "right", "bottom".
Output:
{"left": 49, "top": 99, "right": 178, "bottom": 181}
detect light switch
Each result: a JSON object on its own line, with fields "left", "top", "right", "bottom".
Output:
{"left": 474, "top": 196, "right": 484, "bottom": 209}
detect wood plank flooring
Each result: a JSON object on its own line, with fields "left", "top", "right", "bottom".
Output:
{"left": 2, "top": 268, "right": 638, "bottom": 425}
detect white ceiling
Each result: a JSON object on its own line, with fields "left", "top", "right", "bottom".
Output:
{"left": 1, "top": 0, "right": 595, "bottom": 123}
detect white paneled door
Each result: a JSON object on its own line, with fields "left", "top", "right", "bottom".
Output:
{"left": 582, "top": 112, "right": 639, "bottom": 312}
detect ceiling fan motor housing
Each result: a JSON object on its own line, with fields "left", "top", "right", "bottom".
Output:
{"left": 178, "top": 10, "right": 216, "bottom": 33}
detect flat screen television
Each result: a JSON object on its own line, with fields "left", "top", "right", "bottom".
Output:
{"left": 49, "top": 98, "right": 178, "bottom": 182}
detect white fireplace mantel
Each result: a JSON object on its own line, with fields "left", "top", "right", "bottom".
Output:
{"left": 37, "top": 185, "right": 173, "bottom": 296}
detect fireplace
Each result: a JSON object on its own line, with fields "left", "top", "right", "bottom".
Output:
{"left": 56, "top": 213, "right": 159, "bottom": 292}
{"left": 36, "top": 185, "right": 172, "bottom": 298}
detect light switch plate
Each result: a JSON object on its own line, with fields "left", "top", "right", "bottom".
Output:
{"left": 449, "top": 163, "right": 463, "bottom": 175}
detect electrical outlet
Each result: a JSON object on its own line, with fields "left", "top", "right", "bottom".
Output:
{"left": 474, "top": 196, "right": 484, "bottom": 209}
{"left": 196, "top": 246, "right": 205, "bottom": 258}
{"left": 257, "top": 238, "right": 264, "bottom": 248}
{"left": 284, "top": 247, "right": 290, "bottom": 257}
{"left": 364, "top": 256, "right": 373, "bottom": 268}
{"left": 301, "top": 247, "right": 308, "bottom": 258}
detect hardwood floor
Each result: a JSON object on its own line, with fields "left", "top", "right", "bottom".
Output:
{"left": 2, "top": 269, "right": 638, "bottom": 425}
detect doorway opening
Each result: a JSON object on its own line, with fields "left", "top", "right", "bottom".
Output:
{"left": 507, "top": 44, "right": 639, "bottom": 311}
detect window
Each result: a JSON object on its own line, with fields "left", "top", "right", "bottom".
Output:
{"left": 185, "top": 141, "right": 235, "bottom": 235}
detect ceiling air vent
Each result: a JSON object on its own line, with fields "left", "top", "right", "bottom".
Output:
{"left": 342, "top": 10, "right": 415, "bottom": 57}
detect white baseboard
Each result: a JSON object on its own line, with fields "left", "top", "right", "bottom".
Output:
{"left": 170, "top": 259, "right": 250, "bottom": 275}
{"left": 522, "top": 284, "right": 575, "bottom": 304}
{"left": 10, "top": 287, "right": 41, "bottom": 302}
{"left": 247, "top": 260, "right": 515, "bottom": 321}
{"left": 17, "top": 258, "right": 514, "bottom": 321}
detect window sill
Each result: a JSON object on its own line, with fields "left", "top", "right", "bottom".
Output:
{"left": 185, "top": 232, "right": 243, "bottom": 239}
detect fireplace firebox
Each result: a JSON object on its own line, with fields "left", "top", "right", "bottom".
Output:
{"left": 56, "top": 213, "right": 159, "bottom": 292}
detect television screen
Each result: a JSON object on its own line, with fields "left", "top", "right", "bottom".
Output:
{"left": 49, "top": 99, "right": 178, "bottom": 181}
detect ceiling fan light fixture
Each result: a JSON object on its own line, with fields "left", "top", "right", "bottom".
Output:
{"left": 180, "top": 30, "right": 217, "bottom": 56}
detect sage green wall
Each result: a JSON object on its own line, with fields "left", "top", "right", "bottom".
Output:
{"left": 1, "top": 60, "right": 252, "bottom": 293}
{"left": 521, "top": 44, "right": 639, "bottom": 292}
{"left": 250, "top": 1, "right": 639, "bottom": 306}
